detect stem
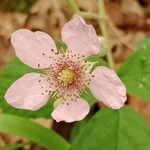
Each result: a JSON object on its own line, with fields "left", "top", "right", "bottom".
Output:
{"left": 79, "top": 12, "right": 102, "bottom": 20}
{"left": 98, "top": 0, "right": 114, "bottom": 68}
{"left": 66, "top": 0, "right": 79, "bottom": 13}
{"left": 66, "top": 0, "right": 100, "bottom": 20}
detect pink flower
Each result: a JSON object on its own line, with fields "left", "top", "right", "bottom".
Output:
{"left": 4, "top": 15, "right": 127, "bottom": 123}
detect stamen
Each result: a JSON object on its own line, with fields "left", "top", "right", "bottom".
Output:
{"left": 43, "top": 52, "right": 91, "bottom": 104}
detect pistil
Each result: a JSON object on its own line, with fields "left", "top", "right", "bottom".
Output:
{"left": 58, "top": 67, "right": 75, "bottom": 85}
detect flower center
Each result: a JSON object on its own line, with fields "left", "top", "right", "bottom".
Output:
{"left": 59, "top": 67, "right": 75, "bottom": 85}
{"left": 44, "top": 53, "right": 93, "bottom": 101}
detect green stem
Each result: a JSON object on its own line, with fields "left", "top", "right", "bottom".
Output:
{"left": 98, "top": 0, "right": 114, "bottom": 68}
{"left": 79, "top": 12, "right": 101, "bottom": 20}
{"left": 66, "top": 0, "right": 79, "bottom": 13}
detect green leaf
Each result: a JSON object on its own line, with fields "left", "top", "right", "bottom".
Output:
{"left": 0, "top": 143, "right": 29, "bottom": 150}
{"left": 81, "top": 88, "right": 97, "bottom": 106}
{"left": 70, "top": 114, "right": 91, "bottom": 143}
{"left": 86, "top": 55, "right": 108, "bottom": 71}
{"left": 0, "top": 114, "right": 70, "bottom": 150}
{"left": 71, "top": 89, "right": 99, "bottom": 143}
{"left": 0, "top": 58, "right": 54, "bottom": 118}
{"left": 72, "top": 106, "right": 150, "bottom": 150}
{"left": 118, "top": 38, "right": 150, "bottom": 100}
{"left": 56, "top": 40, "right": 67, "bottom": 53}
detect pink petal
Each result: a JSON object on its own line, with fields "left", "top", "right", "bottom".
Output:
{"left": 61, "top": 15, "right": 100, "bottom": 57}
{"left": 88, "top": 67, "right": 127, "bottom": 109}
{"left": 11, "top": 29, "right": 57, "bottom": 69}
{"left": 4, "top": 73, "right": 54, "bottom": 110}
{"left": 51, "top": 98, "right": 90, "bottom": 123}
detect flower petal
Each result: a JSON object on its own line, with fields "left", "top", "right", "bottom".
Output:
{"left": 61, "top": 15, "right": 100, "bottom": 57}
{"left": 51, "top": 98, "right": 90, "bottom": 123}
{"left": 4, "top": 73, "right": 54, "bottom": 110}
{"left": 89, "top": 67, "right": 127, "bottom": 109}
{"left": 11, "top": 29, "right": 57, "bottom": 69}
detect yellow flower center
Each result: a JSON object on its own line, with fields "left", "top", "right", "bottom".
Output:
{"left": 59, "top": 67, "right": 75, "bottom": 85}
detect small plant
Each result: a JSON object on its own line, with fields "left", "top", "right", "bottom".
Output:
{"left": 0, "top": 0, "right": 150, "bottom": 150}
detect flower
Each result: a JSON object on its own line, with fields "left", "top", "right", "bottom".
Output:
{"left": 4, "top": 15, "right": 127, "bottom": 123}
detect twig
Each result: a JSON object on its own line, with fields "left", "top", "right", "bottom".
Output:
{"left": 98, "top": 0, "right": 114, "bottom": 68}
